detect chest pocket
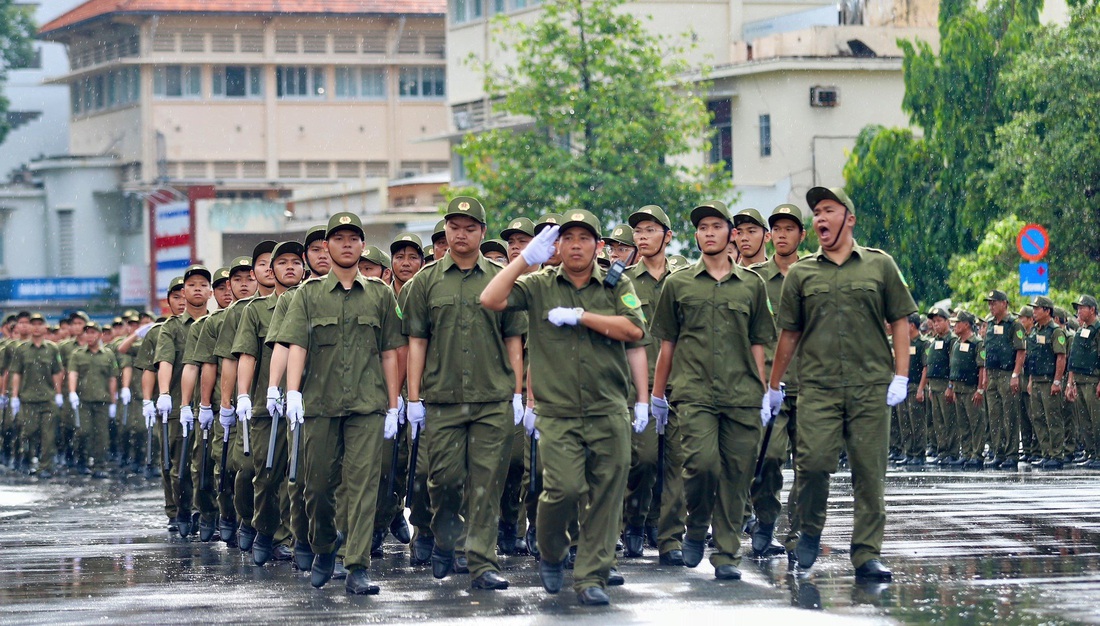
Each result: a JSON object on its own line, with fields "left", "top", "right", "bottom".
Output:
{"left": 718, "top": 300, "right": 751, "bottom": 331}
{"left": 678, "top": 297, "right": 712, "bottom": 330}
{"left": 357, "top": 314, "right": 381, "bottom": 353}
{"left": 311, "top": 317, "right": 339, "bottom": 346}
{"left": 430, "top": 295, "right": 458, "bottom": 330}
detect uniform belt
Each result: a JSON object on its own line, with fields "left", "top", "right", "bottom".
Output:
{"left": 1073, "top": 373, "right": 1100, "bottom": 382}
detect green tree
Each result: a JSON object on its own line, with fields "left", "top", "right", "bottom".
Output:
{"left": 450, "top": 0, "right": 730, "bottom": 240}
{"left": 0, "top": 0, "right": 37, "bottom": 146}
{"left": 991, "top": 4, "right": 1100, "bottom": 292}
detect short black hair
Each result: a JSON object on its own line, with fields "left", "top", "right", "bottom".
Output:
{"left": 15, "top": 311, "right": 31, "bottom": 321}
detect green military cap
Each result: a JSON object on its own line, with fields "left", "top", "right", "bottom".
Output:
{"left": 769, "top": 204, "right": 804, "bottom": 230}
{"left": 927, "top": 306, "right": 949, "bottom": 319}
{"left": 1067, "top": 318, "right": 1080, "bottom": 330}
{"left": 500, "top": 217, "right": 536, "bottom": 240}
{"left": 142, "top": 310, "right": 156, "bottom": 319}
{"left": 424, "top": 251, "right": 435, "bottom": 264}
{"left": 733, "top": 208, "right": 767, "bottom": 229}
{"left": 3, "top": 314, "right": 15, "bottom": 324}
{"left": 390, "top": 232, "right": 424, "bottom": 256}
{"left": 183, "top": 264, "right": 211, "bottom": 283}
{"left": 668, "top": 255, "right": 691, "bottom": 272}
{"left": 327, "top": 212, "right": 365, "bottom": 239}
{"left": 603, "top": 224, "right": 635, "bottom": 247}
{"left": 806, "top": 186, "right": 856, "bottom": 215}
{"left": 112, "top": 316, "right": 125, "bottom": 326}
{"left": 1030, "top": 295, "right": 1055, "bottom": 310}
{"left": 535, "top": 213, "right": 564, "bottom": 234}
{"left": 168, "top": 276, "right": 185, "bottom": 292}
{"left": 48, "top": 325, "right": 59, "bottom": 332}
{"left": 596, "top": 247, "right": 612, "bottom": 268}
{"left": 29, "top": 313, "right": 45, "bottom": 323}
{"left": 1073, "top": 294, "right": 1098, "bottom": 310}
{"left": 272, "top": 241, "right": 305, "bottom": 261}
{"left": 628, "top": 205, "right": 672, "bottom": 230}
{"left": 560, "top": 209, "right": 602, "bottom": 239}
{"left": 1018, "top": 305, "right": 1034, "bottom": 318}
{"left": 360, "top": 245, "right": 390, "bottom": 269}
{"left": 70, "top": 310, "right": 90, "bottom": 323}
{"left": 907, "top": 312, "right": 922, "bottom": 326}
{"left": 444, "top": 196, "right": 487, "bottom": 225}
{"left": 305, "top": 225, "right": 327, "bottom": 248}
{"left": 211, "top": 267, "right": 232, "bottom": 286}
{"left": 1053, "top": 307, "right": 1069, "bottom": 322}
{"left": 951, "top": 310, "right": 977, "bottom": 325}
{"left": 984, "top": 289, "right": 1009, "bottom": 302}
{"left": 122, "top": 309, "right": 138, "bottom": 318}
{"left": 229, "top": 255, "right": 253, "bottom": 276}
{"left": 125, "top": 313, "right": 140, "bottom": 323}
{"left": 690, "top": 200, "right": 731, "bottom": 227}
{"left": 84, "top": 321, "right": 101, "bottom": 331}
{"left": 431, "top": 219, "right": 447, "bottom": 244}
{"left": 480, "top": 239, "right": 508, "bottom": 258}
{"left": 251, "top": 240, "right": 277, "bottom": 265}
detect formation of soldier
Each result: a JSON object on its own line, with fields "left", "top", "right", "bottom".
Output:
{"left": 3, "top": 186, "right": 1095, "bottom": 606}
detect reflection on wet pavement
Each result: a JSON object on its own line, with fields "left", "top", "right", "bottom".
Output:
{"left": 1, "top": 467, "right": 1098, "bottom": 625}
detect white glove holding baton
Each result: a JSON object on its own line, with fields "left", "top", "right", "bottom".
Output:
{"left": 10, "top": 397, "right": 20, "bottom": 416}
{"left": 632, "top": 402, "right": 649, "bottom": 434}
{"left": 267, "top": 386, "right": 283, "bottom": 419}
{"left": 407, "top": 401, "right": 426, "bottom": 437}
{"left": 763, "top": 385, "right": 785, "bottom": 426}
{"left": 886, "top": 375, "right": 909, "bottom": 407}
{"left": 397, "top": 395, "right": 407, "bottom": 425}
{"left": 520, "top": 224, "right": 560, "bottom": 266}
{"left": 120, "top": 388, "right": 131, "bottom": 405}
{"left": 285, "top": 390, "right": 304, "bottom": 431}
{"left": 512, "top": 394, "right": 524, "bottom": 426}
{"left": 69, "top": 392, "right": 80, "bottom": 409}
{"left": 523, "top": 407, "right": 539, "bottom": 440}
{"left": 156, "top": 393, "right": 172, "bottom": 420}
{"left": 384, "top": 408, "right": 400, "bottom": 440}
{"left": 651, "top": 395, "right": 669, "bottom": 435}
{"left": 180, "top": 406, "right": 194, "bottom": 436}
{"left": 219, "top": 406, "right": 236, "bottom": 429}
{"left": 142, "top": 400, "right": 156, "bottom": 428}
{"left": 236, "top": 394, "right": 253, "bottom": 423}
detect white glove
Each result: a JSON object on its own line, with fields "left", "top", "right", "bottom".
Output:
{"left": 397, "top": 395, "right": 406, "bottom": 425}
{"left": 513, "top": 393, "right": 524, "bottom": 426}
{"left": 180, "top": 406, "right": 195, "bottom": 434}
{"left": 219, "top": 406, "right": 236, "bottom": 429}
{"left": 54, "top": 393, "right": 64, "bottom": 408}
{"left": 761, "top": 394, "right": 773, "bottom": 427}
{"left": 547, "top": 307, "right": 582, "bottom": 327}
{"left": 266, "top": 386, "right": 283, "bottom": 419}
{"left": 109, "top": 404, "right": 117, "bottom": 419}
{"left": 120, "top": 388, "right": 131, "bottom": 405}
{"left": 767, "top": 386, "right": 785, "bottom": 417}
{"left": 384, "top": 408, "right": 400, "bottom": 440}
{"left": 69, "top": 392, "right": 80, "bottom": 409}
{"left": 135, "top": 322, "right": 154, "bottom": 338}
{"left": 10, "top": 397, "right": 20, "bottom": 416}
{"left": 156, "top": 393, "right": 172, "bottom": 417}
{"left": 198, "top": 405, "right": 214, "bottom": 429}
{"left": 236, "top": 394, "right": 253, "bottom": 422}
{"left": 632, "top": 402, "right": 649, "bottom": 434}
{"left": 651, "top": 395, "right": 669, "bottom": 435}
{"left": 520, "top": 224, "right": 560, "bottom": 266}
{"left": 142, "top": 400, "right": 156, "bottom": 428}
{"left": 285, "top": 390, "right": 304, "bottom": 431}
{"left": 407, "top": 400, "right": 426, "bottom": 436}
{"left": 887, "top": 375, "right": 909, "bottom": 407}
{"left": 523, "top": 406, "right": 539, "bottom": 439}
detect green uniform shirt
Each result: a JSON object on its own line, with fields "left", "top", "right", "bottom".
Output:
{"left": 232, "top": 294, "right": 279, "bottom": 417}
{"left": 907, "top": 334, "right": 930, "bottom": 382}
{"left": 133, "top": 324, "right": 163, "bottom": 372}
{"left": 183, "top": 316, "right": 212, "bottom": 406}
{"left": 11, "top": 340, "right": 62, "bottom": 402}
{"left": 154, "top": 312, "right": 201, "bottom": 409}
{"left": 69, "top": 345, "right": 119, "bottom": 402}
{"left": 751, "top": 256, "right": 801, "bottom": 393}
{"left": 272, "top": 272, "right": 405, "bottom": 417}
{"left": 213, "top": 297, "right": 254, "bottom": 361}
{"left": 402, "top": 254, "right": 527, "bottom": 403}
{"left": 948, "top": 334, "right": 984, "bottom": 386}
{"left": 504, "top": 264, "right": 647, "bottom": 419}
{"left": 58, "top": 338, "right": 80, "bottom": 373}
{"left": 1068, "top": 320, "right": 1100, "bottom": 376}
{"left": 194, "top": 308, "right": 229, "bottom": 365}
{"left": 778, "top": 244, "right": 917, "bottom": 389}
{"left": 624, "top": 259, "right": 672, "bottom": 383}
{"left": 925, "top": 332, "right": 954, "bottom": 380}
{"left": 1026, "top": 320, "right": 1067, "bottom": 379}
{"left": 983, "top": 314, "right": 1026, "bottom": 372}
{"left": 264, "top": 284, "right": 301, "bottom": 349}
{"left": 651, "top": 259, "right": 775, "bottom": 408}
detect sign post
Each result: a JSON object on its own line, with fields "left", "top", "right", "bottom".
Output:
{"left": 1017, "top": 224, "right": 1050, "bottom": 297}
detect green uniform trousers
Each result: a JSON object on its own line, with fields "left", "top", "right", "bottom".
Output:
{"left": 896, "top": 385, "right": 925, "bottom": 458}
{"left": 190, "top": 426, "right": 219, "bottom": 523}
{"left": 951, "top": 383, "right": 982, "bottom": 459}
{"left": 520, "top": 430, "right": 542, "bottom": 531}
{"left": 927, "top": 379, "right": 956, "bottom": 458}
{"left": 623, "top": 418, "right": 658, "bottom": 530}
{"left": 209, "top": 422, "right": 235, "bottom": 522}
{"left": 78, "top": 402, "right": 111, "bottom": 467}
{"left": 59, "top": 403, "right": 78, "bottom": 461}
{"left": 796, "top": 384, "right": 889, "bottom": 568}
{"left": 160, "top": 418, "right": 183, "bottom": 520}
{"left": 500, "top": 423, "right": 527, "bottom": 534}
{"left": 1019, "top": 392, "right": 1037, "bottom": 456}
{"left": 1030, "top": 379, "right": 1065, "bottom": 459}
{"left": 1073, "top": 375, "right": 1100, "bottom": 458}
{"left": 986, "top": 370, "right": 1020, "bottom": 461}
{"left": 426, "top": 401, "right": 511, "bottom": 579}
{"left": 374, "top": 421, "right": 410, "bottom": 532}
{"left": 537, "top": 412, "right": 630, "bottom": 592}
{"left": 250, "top": 415, "right": 292, "bottom": 543}
{"left": 750, "top": 396, "right": 799, "bottom": 544}
{"left": 679, "top": 403, "right": 761, "bottom": 567}
{"left": 1063, "top": 384, "right": 1080, "bottom": 458}
{"left": 288, "top": 427, "right": 309, "bottom": 545}
{"left": 408, "top": 423, "right": 433, "bottom": 540}
{"left": 301, "top": 413, "right": 385, "bottom": 570}
{"left": 19, "top": 402, "right": 57, "bottom": 469}
{"left": 656, "top": 403, "right": 686, "bottom": 555}
{"left": 233, "top": 419, "right": 256, "bottom": 530}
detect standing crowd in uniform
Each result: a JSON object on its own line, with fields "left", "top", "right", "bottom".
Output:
{"left": 2, "top": 186, "right": 1095, "bottom": 606}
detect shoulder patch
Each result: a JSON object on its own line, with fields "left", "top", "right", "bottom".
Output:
{"left": 621, "top": 293, "right": 640, "bottom": 309}
{"left": 1016, "top": 329, "right": 1024, "bottom": 339}
{"left": 979, "top": 349, "right": 986, "bottom": 359}
{"left": 1058, "top": 334, "right": 1066, "bottom": 345}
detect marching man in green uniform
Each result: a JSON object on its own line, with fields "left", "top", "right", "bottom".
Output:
{"left": 275, "top": 212, "right": 405, "bottom": 594}
{"left": 918, "top": 308, "right": 956, "bottom": 465}
{"left": 650, "top": 201, "right": 776, "bottom": 580}
{"left": 1027, "top": 296, "right": 1068, "bottom": 469}
{"left": 9, "top": 314, "right": 64, "bottom": 477}
{"left": 733, "top": 208, "right": 770, "bottom": 267}
{"left": 1067, "top": 295, "right": 1100, "bottom": 468}
{"left": 896, "top": 313, "right": 929, "bottom": 465}
{"left": 403, "top": 196, "right": 526, "bottom": 589}
{"left": 767, "top": 187, "right": 917, "bottom": 581}
{"left": 68, "top": 322, "right": 119, "bottom": 478}
{"left": 481, "top": 210, "right": 649, "bottom": 606}
{"left": 982, "top": 290, "right": 1027, "bottom": 469}
{"left": 945, "top": 311, "right": 985, "bottom": 468}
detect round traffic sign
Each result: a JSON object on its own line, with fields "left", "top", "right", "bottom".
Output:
{"left": 1017, "top": 224, "right": 1049, "bottom": 262}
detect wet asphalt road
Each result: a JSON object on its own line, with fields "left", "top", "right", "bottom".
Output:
{"left": 1, "top": 465, "right": 1099, "bottom": 625}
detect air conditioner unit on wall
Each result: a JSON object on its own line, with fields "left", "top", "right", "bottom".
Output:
{"left": 810, "top": 86, "right": 839, "bottom": 108}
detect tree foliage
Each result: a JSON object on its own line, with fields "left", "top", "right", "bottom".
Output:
{"left": 450, "top": 0, "right": 730, "bottom": 240}
{"left": 0, "top": 0, "right": 37, "bottom": 146}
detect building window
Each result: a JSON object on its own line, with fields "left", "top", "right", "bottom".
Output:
{"left": 276, "top": 66, "right": 326, "bottom": 98}
{"left": 759, "top": 114, "right": 772, "bottom": 157}
{"left": 334, "top": 67, "right": 387, "bottom": 99}
{"left": 399, "top": 67, "right": 445, "bottom": 99}
{"left": 708, "top": 99, "right": 732, "bottom": 174}
{"left": 213, "top": 66, "right": 263, "bottom": 98}
{"left": 451, "top": 0, "right": 484, "bottom": 24}
{"left": 58, "top": 210, "right": 74, "bottom": 276}
{"left": 153, "top": 65, "right": 202, "bottom": 98}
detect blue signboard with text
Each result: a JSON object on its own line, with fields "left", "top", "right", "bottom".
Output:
{"left": 0, "top": 278, "right": 112, "bottom": 305}
{"left": 1019, "top": 263, "right": 1049, "bottom": 297}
